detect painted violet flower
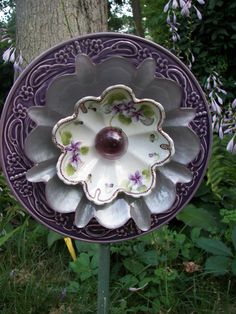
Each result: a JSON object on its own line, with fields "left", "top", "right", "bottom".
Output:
{"left": 25, "top": 55, "right": 200, "bottom": 231}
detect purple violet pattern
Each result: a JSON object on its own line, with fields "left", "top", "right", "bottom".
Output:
{"left": 70, "top": 153, "right": 81, "bottom": 168}
{"left": 111, "top": 101, "right": 144, "bottom": 122}
{"left": 65, "top": 141, "right": 82, "bottom": 168}
{"left": 129, "top": 170, "right": 143, "bottom": 186}
{"left": 123, "top": 101, "right": 136, "bottom": 115}
{"left": 65, "top": 141, "right": 81, "bottom": 153}
{"left": 130, "top": 110, "right": 143, "bottom": 122}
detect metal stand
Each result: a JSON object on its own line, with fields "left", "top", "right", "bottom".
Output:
{"left": 97, "top": 243, "right": 110, "bottom": 314}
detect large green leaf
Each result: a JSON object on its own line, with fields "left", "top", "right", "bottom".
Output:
{"left": 176, "top": 204, "right": 216, "bottom": 231}
{"left": 232, "top": 258, "right": 236, "bottom": 275}
{"left": 196, "top": 237, "right": 233, "bottom": 257}
{"left": 232, "top": 226, "right": 236, "bottom": 251}
{"left": 205, "top": 256, "right": 231, "bottom": 275}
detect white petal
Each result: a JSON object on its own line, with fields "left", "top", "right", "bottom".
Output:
{"left": 144, "top": 172, "right": 176, "bottom": 213}
{"left": 45, "top": 176, "right": 83, "bottom": 213}
{"left": 164, "top": 108, "right": 196, "bottom": 127}
{"left": 164, "top": 0, "right": 171, "bottom": 12}
{"left": 96, "top": 57, "right": 134, "bottom": 90}
{"left": 25, "top": 126, "right": 60, "bottom": 163}
{"left": 94, "top": 198, "right": 130, "bottom": 229}
{"left": 194, "top": 6, "right": 202, "bottom": 20}
{"left": 139, "top": 79, "right": 182, "bottom": 112}
{"left": 74, "top": 197, "right": 95, "bottom": 228}
{"left": 163, "top": 126, "right": 200, "bottom": 164}
{"left": 75, "top": 54, "right": 96, "bottom": 83}
{"left": 130, "top": 198, "right": 151, "bottom": 231}
{"left": 158, "top": 161, "right": 193, "bottom": 184}
{"left": 172, "top": 0, "right": 179, "bottom": 9}
{"left": 28, "top": 107, "right": 63, "bottom": 127}
{"left": 26, "top": 158, "right": 57, "bottom": 182}
{"left": 131, "top": 58, "right": 156, "bottom": 96}
{"left": 226, "top": 135, "right": 235, "bottom": 153}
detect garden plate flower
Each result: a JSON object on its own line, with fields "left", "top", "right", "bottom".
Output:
{"left": 52, "top": 85, "right": 174, "bottom": 205}
{"left": 25, "top": 54, "right": 200, "bottom": 230}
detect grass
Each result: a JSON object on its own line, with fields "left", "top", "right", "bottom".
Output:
{"left": 0, "top": 221, "right": 97, "bottom": 314}
{"left": 1, "top": 217, "right": 236, "bottom": 314}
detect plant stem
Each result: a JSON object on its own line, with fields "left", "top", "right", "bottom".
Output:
{"left": 97, "top": 243, "right": 110, "bottom": 314}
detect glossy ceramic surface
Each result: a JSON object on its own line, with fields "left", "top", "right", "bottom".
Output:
{"left": 0, "top": 33, "right": 212, "bottom": 242}
{"left": 51, "top": 84, "right": 174, "bottom": 205}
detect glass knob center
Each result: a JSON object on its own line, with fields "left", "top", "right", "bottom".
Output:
{"left": 95, "top": 127, "right": 128, "bottom": 160}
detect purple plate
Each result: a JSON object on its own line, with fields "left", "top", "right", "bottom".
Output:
{"left": 0, "top": 33, "right": 212, "bottom": 243}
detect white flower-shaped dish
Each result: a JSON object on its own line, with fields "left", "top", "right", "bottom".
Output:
{"left": 52, "top": 85, "right": 174, "bottom": 205}
{"left": 25, "top": 54, "right": 200, "bottom": 230}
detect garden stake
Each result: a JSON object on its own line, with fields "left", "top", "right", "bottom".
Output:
{"left": 97, "top": 243, "right": 110, "bottom": 314}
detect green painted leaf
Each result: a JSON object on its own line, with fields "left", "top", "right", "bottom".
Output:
{"left": 61, "top": 131, "right": 72, "bottom": 146}
{"left": 137, "top": 185, "right": 147, "bottom": 192}
{"left": 118, "top": 113, "right": 132, "bottom": 125}
{"left": 176, "top": 204, "right": 216, "bottom": 231}
{"left": 140, "top": 104, "right": 155, "bottom": 118}
{"left": 121, "top": 179, "right": 131, "bottom": 190}
{"left": 205, "top": 256, "right": 231, "bottom": 275}
{"left": 80, "top": 146, "right": 89, "bottom": 155}
{"left": 106, "top": 92, "right": 127, "bottom": 104}
{"left": 66, "top": 164, "right": 76, "bottom": 176}
{"left": 142, "top": 169, "right": 151, "bottom": 179}
{"left": 196, "top": 237, "right": 233, "bottom": 257}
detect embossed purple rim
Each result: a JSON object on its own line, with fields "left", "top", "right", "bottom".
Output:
{"left": 0, "top": 32, "right": 212, "bottom": 243}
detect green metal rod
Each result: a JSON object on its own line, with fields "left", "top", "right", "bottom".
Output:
{"left": 97, "top": 243, "right": 110, "bottom": 314}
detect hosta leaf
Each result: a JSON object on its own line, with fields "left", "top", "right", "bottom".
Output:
{"left": 176, "top": 204, "right": 216, "bottom": 231}
{"left": 232, "top": 226, "right": 236, "bottom": 250}
{"left": 196, "top": 237, "right": 233, "bottom": 257}
{"left": 232, "top": 259, "right": 236, "bottom": 275}
{"left": 205, "top": 256, "right": 231, "bottom": 275}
